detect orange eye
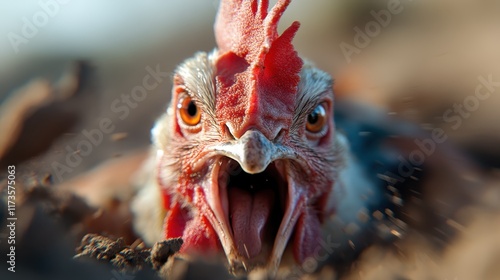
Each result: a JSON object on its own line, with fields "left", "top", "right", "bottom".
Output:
{"left": 178, "top": 95, "right": 201, "bottom": 126}
{"left": 306, "top": 103, "right": 327, "bottom": 133}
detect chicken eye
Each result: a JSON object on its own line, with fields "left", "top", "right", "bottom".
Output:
{"left": 178, "top": 95, "right": 201, "bottom": 126}
{"left": 306, "top": 103, "right": 327, "bottom": 134}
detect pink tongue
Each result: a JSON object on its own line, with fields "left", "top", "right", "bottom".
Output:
{"left": 229, "top": 188, "right": 274, "bottom": 258}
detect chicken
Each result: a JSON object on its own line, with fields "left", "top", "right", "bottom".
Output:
{"left": 132, "top": 0, "right": 476, "bottom": 278}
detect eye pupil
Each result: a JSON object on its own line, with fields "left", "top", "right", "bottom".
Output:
{"left": 307, "top": 111, "right": 319, "bottom": 124}
{"left": 187, "top": 101, "right": 197, "bottom": 116}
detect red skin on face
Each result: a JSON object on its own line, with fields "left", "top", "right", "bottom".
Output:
{"left": 163, "top": 187, "right": 221, "bottom": 254}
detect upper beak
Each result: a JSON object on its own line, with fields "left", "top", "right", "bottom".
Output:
{"left": 201, "top": 130, "right": 308, "bottom": 276}
{"left": 211, "top": 130, "right": 286, "bottom": 174}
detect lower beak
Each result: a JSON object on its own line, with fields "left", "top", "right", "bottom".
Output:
{"left": 268, "top": 181, "right": 307, "bottom": 276}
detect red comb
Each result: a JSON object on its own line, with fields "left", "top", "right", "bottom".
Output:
{"left": 214, "top": 0, "right": 303, "bottom": 139}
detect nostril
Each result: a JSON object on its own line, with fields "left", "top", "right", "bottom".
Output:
{"left": 274, "top": 128, "right": 286, "bottom": 142}
{"left": 223, "top": 123, "right": 236, "bottom": 140}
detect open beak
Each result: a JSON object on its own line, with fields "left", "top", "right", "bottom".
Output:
{"left": 199, "top": 130, "right": 308, "bottom": 275}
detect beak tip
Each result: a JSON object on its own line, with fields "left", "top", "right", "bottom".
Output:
{"left": 240, "top": 162, "right": 267, "bottom": 174}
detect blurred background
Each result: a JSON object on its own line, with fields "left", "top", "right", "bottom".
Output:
{"left": 1, "top": 0, "right": 500, "bottom": 279}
